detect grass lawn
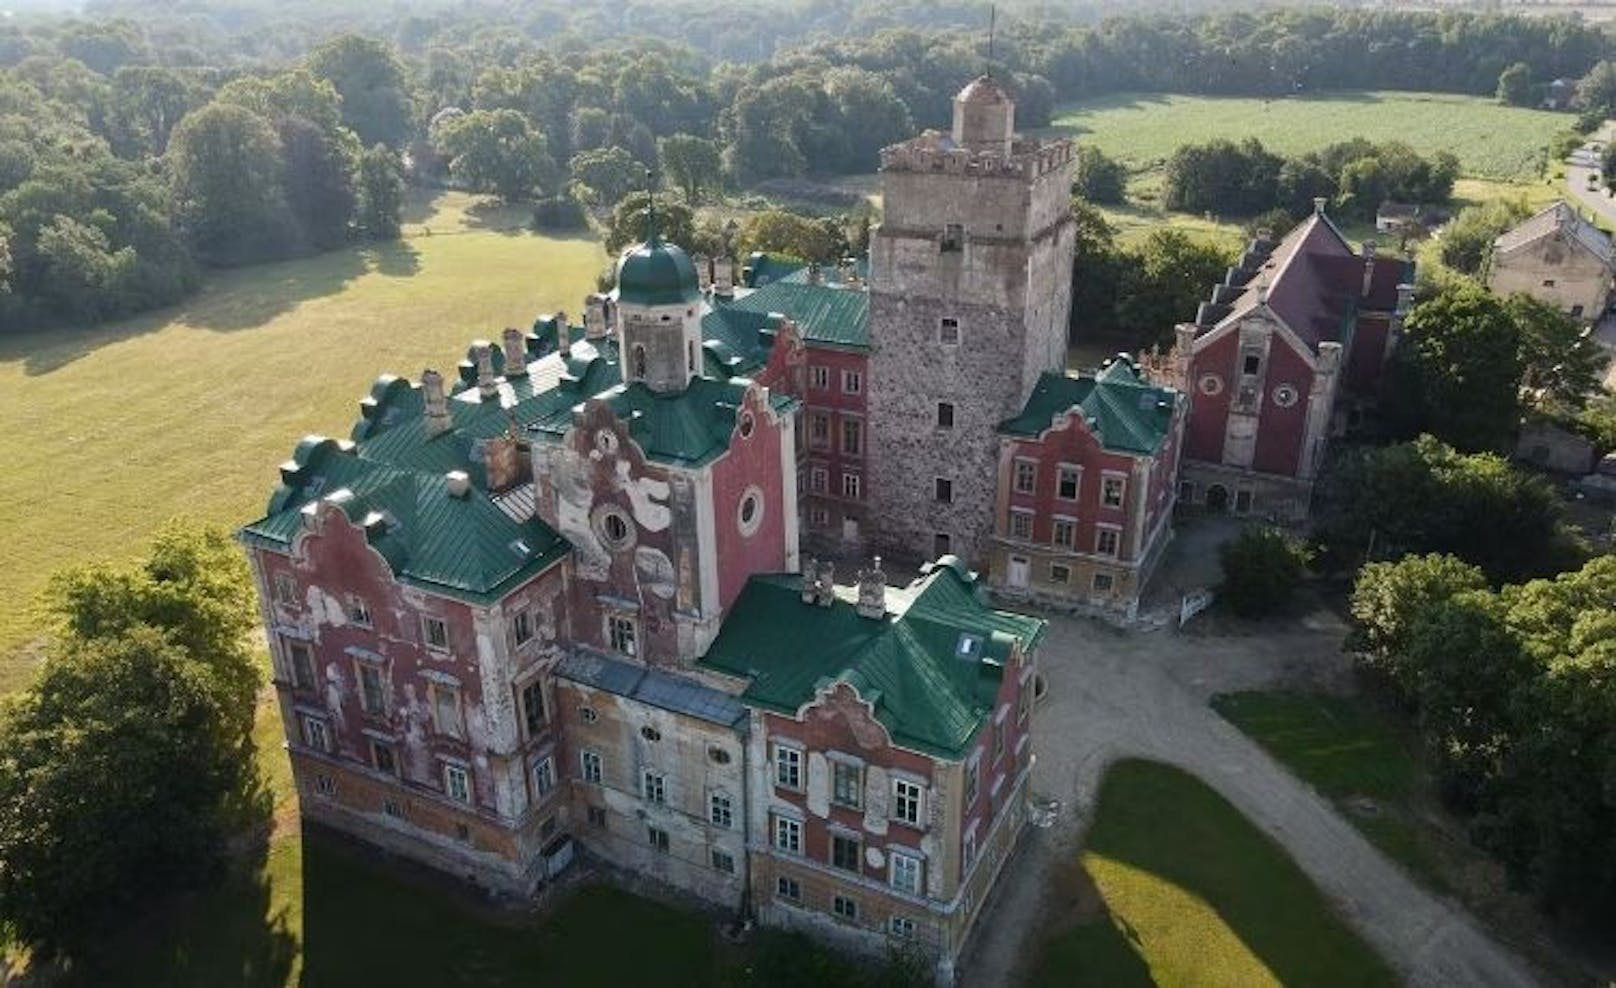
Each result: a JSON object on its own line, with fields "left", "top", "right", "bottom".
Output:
{"left": 1051, "top": 91, "right": 1569, "bottom": 181}
{"left": 0, "top": 190, "right": 605, "bottom": 690}
{"left": 1024, "top": 759, "right": 1395, "bottom": 988}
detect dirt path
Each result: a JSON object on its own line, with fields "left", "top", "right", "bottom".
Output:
{"left": 959, "top": 611, "right": 1542, "bottom": 988}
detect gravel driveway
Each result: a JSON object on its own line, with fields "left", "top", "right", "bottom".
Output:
{"left": 956, "top": 609, "right": 1543, "bottom": 988}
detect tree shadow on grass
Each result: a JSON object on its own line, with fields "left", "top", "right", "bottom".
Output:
{"left": 1020, "top": 852, "right": 1155, "bottom": 987}
{"left": 362, "top": 240, "right": 422, "bottom": 278}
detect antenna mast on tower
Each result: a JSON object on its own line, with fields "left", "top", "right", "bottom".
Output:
{"left": 986, "top": 5, "right": 996, "bottom": 77}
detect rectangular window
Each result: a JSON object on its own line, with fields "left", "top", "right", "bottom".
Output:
{"left": 384, "top": 798, "right": 403, "bottom": 819}
{"left": 1052, "top": 518, "right": 1076, "bottom": 550}
{"left": 273, "top": 572, "right": 297, "bottom": 605}
{"left": 422, "top": 616, "right": 449, "bottom": 651}
{"left": 1243, "top": 354, "right": 1261, "bottom": 375}
{"left": 301, "top": 715, "right": 329, "bottom": 752}
{"left": 711, "top": 849, "right": 735, "bottom": 874}
{"left": 1101, "top": 475, "right": 1126, "bottom": 508}
{"left": 587, "top": 805, "right": 607, "bottom": 828}
{"left": 1092, "top": 572, "right": 1115, "bottom": 593}
{"left": 1096, "top": 528, "right": 1120, "bottom": 557}
{"left": 994, "top": 722, "right": 1005, "bottom": 761}
{"left": 890, "top": 852, "right": 923, "bottom": 896}
{"left": 1018, "top": 690, "right": 1031, "bottom": 726}
{"left": 533, "top": 756, "right": 555, "bottom": 797}
{"left": 314, "top": 774, "right": 336, "bottom": 797}
{"left": 521, "top": 680, "right": 545, "bottom": 739}
{"left": 965, "top": 760, "right": 979, "bottom": 805}
{"left": 608, "top": 615, "right": 637, "bottom": 657}
{"left": 833, "top": 895, "right": 859, "bottom": 921}
{"left": 511, "top": 609, "right": 533, "bottom": 646}
{"left": 809, "top": 365, "right": 829, "bottom": 389}
{"left": 842, "top": 370, "right": 863, "bottom": 395}
{"left": 710, "top": 792, "right": 733, "bottom": 828}
{"left": 841, "top": 472, "right": 861, "bottom": 500}
{"left": 933, "top": 533, "right": 951, "bottom": 558}
{"left": 940, "top": 223, "right": 964, "bottom": 252}
{"left": 841, "top": 419, "right": 862, "bottom": 456}
{"left": 774, "top": 744, "right": 802, "bottom": 789}
{"left": 832, "top": 761, "right": 862, "bottom": 808}
{"left": 443, "top": 764, "right": 471, "bottom": 803}
{"left": 647, "top": 826, "right": 669, "bottom": 853}
{"left": 581, "top": 749, "right": 603, "bottom": 784}
{"left": 810, "top": 467, "right": 828, "bottom": 493}
{"left": 1057, "top": 465, "right": 1081, "bottom": 501}
{"left": 286, "top": 640, "right": 315, "bottom": 691}
{"left": 937, "top": 401, "right": 955, "bottom": 428}
{"left": 431, "top": 684, "right": 463, "bottom": 738}
{"left": 809, "top": 414, "right": 830, "bottom": 449}
{"left": 642, "top": 770, "right": 666, "bottom": 805}
{"left": 346, "top": 595, "right": 372, "bottom": 627}
{"left": 1010, "top": 510, "right": 1033, "bottom": 540}
{"left": 777, "top": 876, "right": 801, "bottom": 901}
{"left": 1234, "top": 489, "right": 1253, "bottom": 514}
{"left": 357, "top": 662, "right": 386, "bottom": 717}
{"left": 810, "top": 506, "right": 830, "bottom": 527}
{"left": 934, "top": 478, "right": 953, "bottom": 503}
{"left": 1013, "top": 459, "right": 1037, "bottom": 494}
{"left": 1051, "top": 563, "right": 1072, "bottom": 585}
{"left": 831, "top": 833, "right": 861, "bottom": 872}
{"left": 964, "top": 830, "right": 977, "bottom": 870}
{"left": 890, "top": 916, "right": 917, "bottom": 939}
{"left": 892, "top": 779, "right": 924, "bottom": 827}
{"left": 939, "top": 317, "right": 960, "bottom": 345}
{"left": 773, "top": 815, "right": 802, "bottom": 854}
{"left": 371, "top": 740, "right": 397, "bottom": 776}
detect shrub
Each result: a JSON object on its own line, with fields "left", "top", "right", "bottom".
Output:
{"left": 1218, "top": 527, "right": 1312, "bottom": 618}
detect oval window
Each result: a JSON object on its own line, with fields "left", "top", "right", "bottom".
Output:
{"left": 738, "top": 411, "right": 756, "bottom": 439}
{"left": 1198, "top": 373, "right": 1224, "bottom": 396}
{"left": 595, "top": 430, "right": 619, "bottom": 455}
{"left": 708, "top": 746, "right": 732, "bottom": 765}
{"left": 1272, "top": 384, "right": 1300, "bottom": 408}
{"left": 640, "top": 725, "right": 661, "bottom": 742}
{"left": 737, "top": 486, "right": 765, "bottom": 537}
{"left": 594, "top": 506, "right": 634, "bottom": 551}
{"left": 579, "top": 706, "right": 598, "bottom": 723}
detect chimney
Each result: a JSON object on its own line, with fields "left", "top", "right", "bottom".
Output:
{"left": 695, "top": 255, "right": 713, "bottom": 292}
{"left": 584, "top": 293, "right": 610, "bottom": 341}
{"left": 1361, "top": 241, "right": 1377, "bottom": 298}
{"left": 713, "top": 257, "right": 734, "bottom": 295}
{"left": 855, "top": 557, "right": 887, "bottom": 619}
{"left": 806, "top": 261, "right": 822, "bottom": 286}
{"left": 422, "top": 369, "right": 451, "bottom": 437}
{"left": 1395, "top": 283, "right": 1415, "bottom": 315}
{"left": 502, "top": 328, "right": 528, "bottom": 377}
{"left": 837, "top": 257, "right": 855, "bottom": 284}
{"left": 800, "top": 556, "right": 820, "bottom": 604}
{"left": 815, "top": 560, "right": 835, "bottom": 608}
{"left": 473, "top": 340, "right": 498, "bottom": 399}
{"left": 1313, "top": 197, "right": 1327, "bottom": 216}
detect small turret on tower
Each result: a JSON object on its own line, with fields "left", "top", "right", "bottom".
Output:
{"left": 951, "top": 75, "right": 1014, "bottom": 156}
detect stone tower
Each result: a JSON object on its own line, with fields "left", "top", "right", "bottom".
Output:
{"left": 865, "top": 75, "right": 1076, "bottom": 568}
{"left": 614, "top": 204, "right": 705, "bottom": 393}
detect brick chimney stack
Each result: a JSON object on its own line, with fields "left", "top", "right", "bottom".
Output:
{"left": 473, "top": 340, "right": 498, "bottom": 399}
{"left": 422, "top": 369, "right": 451, "bottom": 437}
{"left": 502, "top": 328, "right": 528, "bottom": 377}
{"left": 855, "top": 557, "right": 887, "bottom": 619}
{"left": 1362, "top": 241, "right": 1377, "bottom": 298}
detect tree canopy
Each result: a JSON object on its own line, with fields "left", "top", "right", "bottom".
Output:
{"left": 1382, "top": 283, "right": 1524, "bottom": 452}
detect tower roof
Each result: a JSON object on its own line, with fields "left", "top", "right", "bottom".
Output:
{"left": 615, "top": 237, "right": 701, "bottom": 307}
{"left": 956, "top": 74, "right": 1012, "bottom": 105}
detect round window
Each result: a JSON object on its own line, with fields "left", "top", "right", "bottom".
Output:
{"left": 708, "top": 746, "right": 732, "bottom": 765}
{"left": 640, "top": 725, "right": 661, "bottom": 742}
{"left": 594, "top": 506, "right": 635, "bottom": 551}
{"left": 1198, "top": 373, "right": 1224, "bottom": 396}
{"left": 737, "top": 485, "right": 765, "bottom": 537}
{"left": 738, "top": 411, "right": 755, "bottom": 439}
{"left": 1272, "top": 384, "right": 1300, "bottom": 408}
{"left": 579, "top": 706, "right": 598, "bottom": 723}
{"left": 595, "top": 429, "right": 618, "bottom": 455}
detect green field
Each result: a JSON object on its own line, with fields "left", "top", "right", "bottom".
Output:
{"left": 1051, "top": 91, "right": 1568, "bottom": 181}
{"left": 1024, "top": 759, "right": 1394, "bottom": 988}
{"left": 0, "top": 192, "right": 605, "bottom": 690}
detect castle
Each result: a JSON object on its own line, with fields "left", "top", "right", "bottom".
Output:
{"left": 239, "top": 77, "right": 1406, "bottom": 983}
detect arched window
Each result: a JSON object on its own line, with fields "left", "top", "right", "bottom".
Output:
{"left": 632, "top": 344, "right": 647, "bottom": 380}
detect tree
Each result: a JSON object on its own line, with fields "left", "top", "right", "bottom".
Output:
{"left": 435, "top": 109, "right": 555, "bottom": 203}
{"left": 1574, "top": 59, "right": 1616, "bottom": 120}
{"left": 1348, "top": 553, "right": 1488, "bottom": 696}
{"left": 1383, "top": 283, "right": 1523, "bottom": 452}
{"left": 568, "top": 146, "right": 645, "bottom": 211}
{"left": 1072, "top": 145, "right": 1126, "bottom": 205}
{"left": 823, "top": 67, "right": 913, "bottom": 172}
{"left": 32, "top": 215, "right": 134, "bottom": 321}
{"left": 1274, "top": 158, "right": 1336, "bottom": 219}
{"left": 1115, "top": 229, "right": 1233, "bottom": 347}
{"left": 735, "top": 210, "right": 848, "bottom": 263}
{"left": 167, "top": 103, "right": 289, "bottom": 265}
{"left": 1439, "top": 199, "right": 1529, "bottom": 276}
{"left": 357, "top": 144, "right": 404, "bottom": 240}
{"left": 307, "top": 35, "right": 412, "bottom": 148}
{"left": 1507, "top": 294, "right": 1604, "bottom": 416}
{"left": 604, "top": 191, "right": 696, "bottom": 253}
{"left": 216, "top": 69, "right": 345, "bottom": 138}
{"left": 658, "top": 133, "right": 722, "bottom": 204}
{"left": 110, "top": 66, "right": 206, "bottom": 157}
{"left": 278, "top": 115, "right": 356, "bottom": 252}
{"left": 1217, "top": 526, "right": 1312, "bottom": 618}
{"left": 1497, "top": 62, "right": 1533, "bottom": 107}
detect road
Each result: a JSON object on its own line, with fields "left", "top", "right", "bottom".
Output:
{"left": 1563, "top": 122, "right": 1616, "bottom": 230}
{"left": 957, "top": 610, "right": 1543, "bottom": 988}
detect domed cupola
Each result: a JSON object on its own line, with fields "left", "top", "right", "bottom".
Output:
{"left": 951, "top": 74, "right": 1015, "bottom": 155}
{"left": 616, "top": 236, "right": 701, "bottom": 307}
{"left": 613, "top": 194, "right": 706, "bottom": 393}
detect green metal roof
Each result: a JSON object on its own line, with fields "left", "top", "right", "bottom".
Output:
{"left": 700, "top": 306, "right": 781, "bottom": 379}
{"left": 724, "top": 281, "right": 869, "bottom": 350}
{"left": 615, "top": 238, "right": 701, "bottom": 307}
{"left": 530, "top": 377, "right": 797, "bottom": 467}
{"left": 698, "top": 559, "right": 1046, "bottom": 760}
{"left": 999, "top": 356, "right": 1179, "bottom": 455}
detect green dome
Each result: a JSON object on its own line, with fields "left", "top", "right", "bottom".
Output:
{"left": 616, "top": 237, "right": 702, "bottom": 307}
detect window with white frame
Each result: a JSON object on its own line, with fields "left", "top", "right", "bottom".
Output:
{"left": 841, "top": 418, "right": 862, "bottom": 455}
{"left": 422, "top": 615, "right": 449, "bottom": 651}
{"left": 642, "top": 770, "right": 666, "bottom": 804}
{"left": 832, "top": 895, "right": 859, "bottom": 921}
{"left": 808, "top": 365, "right": 830, "bottom": 390}
{"left": 831, "top": 761, "right": 862, "bottom": 808}
{"left": 443, "top": 763, "right": 471, "bottom": 803}
{"left": 842, "top": 369, "right": 862, "bottom": 395}
{"left": 1050, "top": 563, "right": 1072, "bottom": 585}
{"left": 1013, "top": 459, "right": 1037, "bottom": 494}
{"left": 300, "top": 714, "right": 329, "bottom": 752}
{"left": 939, "top": 317, "right": 960, "bottom": 345}
{"left": 809, "top": 414, "right": 830, "bottom": 449}
{"left": 608, "top": 614, "right": 637, "bottom": 657}
{"left": 346, "top": 594, "right": 372, "bottom": 627}
{"left": 314, "top": 774, "right": 336, "bottom": 796}
{"left": 1010, "top": 509, "right": 1033, "bottom": 541}
{"left": 890, "top": 851, "right": 923, "bottom": 895}
{"left": 285, "top": 639, "right": 315, "bottom": 691}
{"left": 647, "top": 826, "right": 669, "bottom": 853}
{"left": 810, "top": 505, "right": 830, "bottom": 527}
{"left": 511, "top": 609, "right": 534, "bottom": 646}
{"left": 430, "top": 683, "right": 463, "bottom": 737}
{"left": 831, "top": 832, "right": 861, "bottom": 872}
{"left": 273, "top": 572, "right": 297, "bottom": 605}
{"left": 533, "top": 756, "right": 555, "bottom": 797}
{"left": 1057, "top": 465, "right": 1081, "bottom": 500}
{"left": 711, "top": 849, "right": 735, "bottom": 873}
{"left": 580, "top": 749, "right": 603, "bottom": 784}
{"left": 892, "top": 778, "right": 924, "bottom": 827}
{"left": 371, "top": 740, "right": 397, "bottom": 776}
{"left": 1096, "top": 527, "right": 1120, "bottom": 558}
{"left": 777, "top": 876, "right": 801, "bottom": 901}
{"left": 1101, "top": 474, "right": 1126, "bottom": 508}
{"left": 963, "top": 829, "right": 977, "bottom": 870}
{"left": 809, "top": 466, "right": 828, "bottom": 493}
{"left": 1092, "top": 572, "right": 1115, "bottom": 593}
{"left": 520, "top": 680, "right": 545, "bottom": 739}
{"left": 773, "top": 814, "right": 802, "bottom": 854}
{"left": 889, "top": 916, "right": 917, "bottom": 939}
{"left": 964, "top": 760, "right": 979, "bottom": 805}
{"left": 774, "top": 744, "right": 802, "bottom": 789}
{"left": 841, "top": 472, "right": 861, "bottom": 500}
{"left": 710, "top": 791, "right": 733, "bottom": 828}
{"left": 1052, "top": 517, "right": 1077, "bottom": 550}
{"left": 356, "top": 661, "right": 386, "bottom": 717}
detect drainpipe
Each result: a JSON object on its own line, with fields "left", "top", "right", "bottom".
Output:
{"left": 738, "top": 715, "right": 755, "bottom": 928}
